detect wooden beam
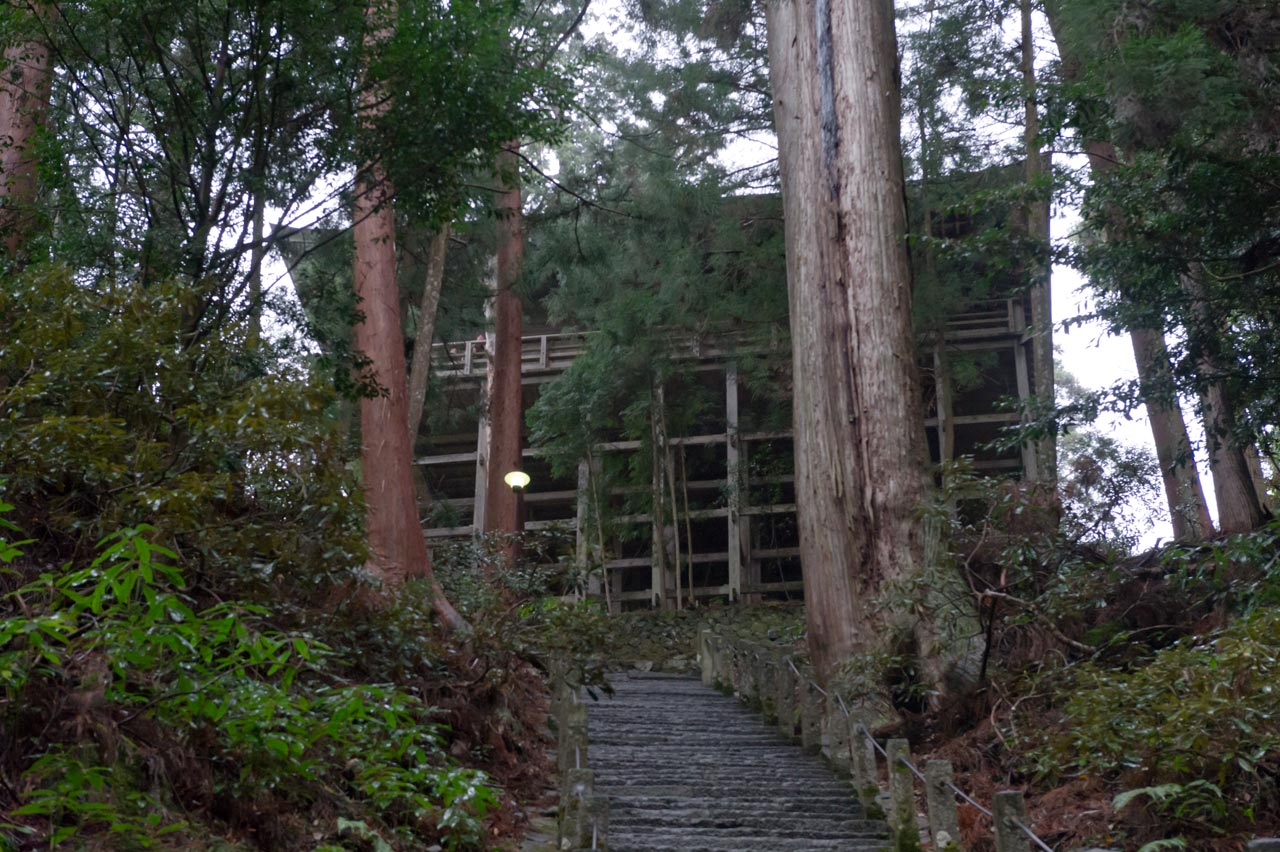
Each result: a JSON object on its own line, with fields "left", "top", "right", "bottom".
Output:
{"left": 726, "top": 363, "right": 743, "bottom": 602}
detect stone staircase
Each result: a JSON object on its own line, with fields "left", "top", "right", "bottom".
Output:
{"left": 587, "top": 672, "right": 890, "bottom": 852}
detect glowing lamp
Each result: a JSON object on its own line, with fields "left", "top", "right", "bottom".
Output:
{"left": 503, "top": 470, "right": 531, "bottom": 492}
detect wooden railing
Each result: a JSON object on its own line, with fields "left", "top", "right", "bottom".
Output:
{"left": 698, "top": 631, "right": 1081, "bottom": 852}
{"left": 429, "top": 327, "right": 789, "bottom": 380}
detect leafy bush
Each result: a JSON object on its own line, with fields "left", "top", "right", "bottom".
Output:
{"left": 0, "top": 265, "right": 366, "bottom": 597}
{"left": 0, "top": 518, "right": 496, "bottom": 849}
{"left": 1027, "top": 607, "right": 1280, "bottom": 836}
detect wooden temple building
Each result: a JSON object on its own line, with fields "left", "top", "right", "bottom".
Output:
{"left": 418, "top": 294, "right": 1052, "bottom": 610}
{"left": 279, "top": 176, "right": 1053, "bottom": 611}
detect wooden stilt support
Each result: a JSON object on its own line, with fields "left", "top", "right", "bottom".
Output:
{"left": 726, "top": 364, "right": 744, "bottom": 602}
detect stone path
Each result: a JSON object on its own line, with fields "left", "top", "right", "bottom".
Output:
{"left": 587, "top": 673, "right": 889, "bottom": 852}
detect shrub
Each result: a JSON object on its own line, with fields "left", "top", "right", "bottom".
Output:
{"left": 0, "top": 518, "right": 496, "bottom": 849}
{"left": 1027, "top": 607, "right": 1280, "bottom": 836}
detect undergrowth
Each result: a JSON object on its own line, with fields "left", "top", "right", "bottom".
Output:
{"left": 0, "top": 516, "right": 498, "bottom": 851}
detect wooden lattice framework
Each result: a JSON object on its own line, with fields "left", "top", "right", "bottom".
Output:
{"left": 419, "top": 291, "right": 1051, "bottom": 611}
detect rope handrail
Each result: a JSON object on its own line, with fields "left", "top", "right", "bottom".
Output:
{"left": 1012, "top": 818, "right": 1056, "bottom": 852}
{"left": 948, "top": 780, "right": 994, "bottom": 818}
{"left": 708, "top": 633, "right": 1056, "bottom": 851}
{"left": 895, "top": 753, "right": 929, "bottom": 785}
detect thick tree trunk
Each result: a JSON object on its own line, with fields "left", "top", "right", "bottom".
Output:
{"left": 766, "top": 0, "right": 973, "bottom": 687}
{"left": 0, "top": 18, "right": 52, "bottom": 262}
{"left": 352, "top": 0, "right": 465, "bottom": 631}
{"left": 1129, "top": 327, "right": 1214, "bottom": 540}
{"left": 406, "top": 223, "right": 450, "bottom": 441}
{"left": 1244, "top": 444, "right": 1273, "bottom": 510}
{"left": 482, "top": 145, "right": 524, "bottom": 554}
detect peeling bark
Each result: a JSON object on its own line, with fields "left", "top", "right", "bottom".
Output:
{"left": 766, "top": 0, "right": 977, "bottom": 689}
{"left": 482, "top": 144, "right": 524, "bottom": 561}
{"left": 0, "top": 13, "right": 52, "bottom": 262}
{"left": 352, "top": 0, "right": 466, "bottom": 632}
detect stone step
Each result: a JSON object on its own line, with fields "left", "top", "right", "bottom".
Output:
{"left": 579, "top": 673, "right": 889, "bottom": 852}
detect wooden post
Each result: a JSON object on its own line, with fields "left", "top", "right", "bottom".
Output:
{"left": 650, "top": 384, "right": 668, "bottom": 609}
{"left": 925, "top": 759, "right": 961, "bottom": 851}
{"left": 576, "top": 459, "right": 595, "bottom": 600}
{"left": 1011, "top": 305, "right": 1038, "bottom": 481}
{"left": 886, "top": 738, "right": 919, "bottom": 849}
{"left": 934, "top": 345, "right": 954, "bottom": 465}
{"left": 726, "top": 363, "right": 743, "bottom": 601}
{"left": 993, "top": 790, "right": 1031, "bottom": 852}
{"left": 473, "top": 386, "right": 490, "bottom": 534}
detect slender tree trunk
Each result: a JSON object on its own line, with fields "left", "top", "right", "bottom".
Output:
{"left": 0, "top": 13, "right": 52, "bottom": 262}
{"left": 482, "top": 144, "right": 524, "bottom": 556}
{"left": 663, "top": 416, "right": 682, "bottom": 611}
{"left": 766, "top": 0, "right": 974, "bottom": 687}
{"left": 1021, "top": 0, "right": 1056, "bottom": 482}
{"left": 352, "top": 0, "right": 465, "bottom": 631}
{"left": 649, "top": 394, "right": 669, "bottom": 609}
{"left": 1046, "top": 7, "right": 1221, "bottom": 538}
{"left": 1244, "top": 444, "right": 1272, "bottom": 510}
{"left": 1182, "top": 267, "right": 1267, "bottom": 534}
{"left": 1129, "top": 327, "right": 1214, "bottom": 540}
{"left": 1198, "top": 383, "right": 1266, "bottom": 533}
{"left": 1079, "top": 145, "right": 1216, "bottom": 542}
{"left": 248, "top": 185, "right": 266, "bottom": 347}
{"left": 406, "top": 223, "right": 450, "bottom": 440}
{"left": 680, "top": 446, "right": 695, "bottom": 607}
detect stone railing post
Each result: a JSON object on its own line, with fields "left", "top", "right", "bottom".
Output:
{"left": 848, "top": 721, "right": 881, "bottom": 817}
{"left": 800, "top": 680, "right": 823, "bottom": 755}
{"left": 774, "top": 654, "right": 798, "bottom": 740}
{"left": 925, "top": 759, "right": 961, "bottom": 851}
{"left": 993, "top": 790, "right": 1031, "bottom": 852}
{"left": 587, "top": 796, "right": 610, "bottom": 849}
{"left": 757, "top": 652, "right": 778, "bottom": 724}
{"left": 886, "top": 738, "right": 919, "bottom": 849}
{"left": 549, "top": 657, "right": 575, "bottom": 728}
{"left": 698, "top": 629, "right": 714, "bottom": 686}
{"left": 557, "top": 699, "right": 589, "bottom": 773}
{"left": 737, "top": 642, "right": 758, "bottom": 702}
{"left": 823, "top": 696, "right": 851, "bottom": 772}
{"left": 558, "top": 768, "right": 594, "bottom": 850}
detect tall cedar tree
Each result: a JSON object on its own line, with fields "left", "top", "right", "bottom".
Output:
{"left": 482, "top": 144, "right": 525, "bottom": 552}
{"left": 0, "top": 4, "right": 50, "bottom": 262}
{"left": 353, "top": 0, "right": 467, "bottom": 628}
{"left": 766, "top": 0, "right": 973, "bottom": 687}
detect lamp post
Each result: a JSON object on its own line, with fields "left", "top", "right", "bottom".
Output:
{"left": 503, "top": 470, "right": 529, "bottom": 568}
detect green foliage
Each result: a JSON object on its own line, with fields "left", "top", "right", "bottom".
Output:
{"left": 0, "top": 264, "right": 365, "bottom": 594}
{"left": 1053, "top": 0, "right": 1280, "bottom": 442}
{"left": 430, "top": 532, "right": 614, "bottom": 662}
{"left": 0, "top": 519, "right": 496, "bottom": 849}
{"left": 1157, "top": 520, "right": 1280, "bottom": 615}
{"left": 1027, "top": 607, "right": 1280, "bottom": 834}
